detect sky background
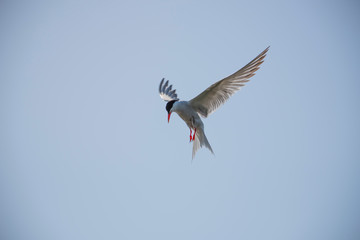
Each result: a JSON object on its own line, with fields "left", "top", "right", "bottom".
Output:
{"left": 1, "top": 0, "right": 360, "bottom": 239}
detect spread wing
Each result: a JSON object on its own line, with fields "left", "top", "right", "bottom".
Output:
{"left": 189, "top": 46, "right": 269, "bottom": 117}
{"left": 159, "top": 78, "right": 179, "bottom": 102}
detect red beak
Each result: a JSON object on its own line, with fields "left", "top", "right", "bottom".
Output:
{"left": 168, "top": 113, "right": 171, "bottom": 123}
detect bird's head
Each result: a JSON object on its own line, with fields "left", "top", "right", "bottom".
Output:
{"left": 165, "top": 100, "right": 178, "bottom": 123}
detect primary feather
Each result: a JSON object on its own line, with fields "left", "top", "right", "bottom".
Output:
{"left": 189, "top": 46, "right": 269, "bottom": 118}
{"left": 159, "top": 78, "right": 179, "bottom": 102}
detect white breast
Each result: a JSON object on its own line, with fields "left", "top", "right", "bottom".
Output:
{"left": 172, "top": 101, "right": 203, "bottom": 129}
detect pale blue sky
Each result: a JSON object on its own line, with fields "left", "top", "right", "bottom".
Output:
{"left": 1, "top": 0, "right": 359, "bottom": 240}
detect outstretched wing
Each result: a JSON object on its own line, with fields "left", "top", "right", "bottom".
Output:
{"left": 159, "top": 78, "right": 179, "bottom": 102}
{"left": 189, "top": 46, "right": 269, "bottom": 118}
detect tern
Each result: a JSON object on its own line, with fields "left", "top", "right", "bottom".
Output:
{"left": 159, "top": 47, "right": 269, "bottom": 159}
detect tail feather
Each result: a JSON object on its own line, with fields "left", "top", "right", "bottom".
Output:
{"left": 192, "top": 128, "right": 214, "bottom": 159}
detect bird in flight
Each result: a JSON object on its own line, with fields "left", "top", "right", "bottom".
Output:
{"left": 159, "top": 46, "right": 269, "bottom": 159}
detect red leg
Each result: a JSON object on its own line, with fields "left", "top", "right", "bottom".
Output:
{"left": 192, "top": 128, "right": 196, "bottom": 141}
{"left": 189, "top": 128, "right": 193, "bottom": 142}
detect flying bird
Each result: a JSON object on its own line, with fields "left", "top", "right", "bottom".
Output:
{"left": 159, "top": 47, "right": 269, "bottom": 159}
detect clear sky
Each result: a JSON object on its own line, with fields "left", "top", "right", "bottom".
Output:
{"left": 1, "top": 0, "right": 359, "bottom": 239}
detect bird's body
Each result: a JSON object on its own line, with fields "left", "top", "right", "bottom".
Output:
{"left": 171, "top": 101, "right": 202, "bottom": 130}
{"left": 171, "top": 101, "right": 213, "bottom": 158}
{"left": 159, "top": 47, "right": 269, "bottom": 159}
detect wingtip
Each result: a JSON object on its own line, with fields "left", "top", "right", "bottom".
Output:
{"left": 264, "top": 46, "right": 270, "bottom": 54}
{"left": 263, "top": 46, "right": 270, "bottom": 54}
{"left": 159, "top": 78, "right": 165, "bottom": 93}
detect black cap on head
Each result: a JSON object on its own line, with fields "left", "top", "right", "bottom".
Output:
{"left": 166, "top": 100, "right": 177, "bottom": 114}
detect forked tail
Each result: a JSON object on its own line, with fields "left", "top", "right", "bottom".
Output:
{"left": 192, "top": 128, "right": 214, "bottom": 159}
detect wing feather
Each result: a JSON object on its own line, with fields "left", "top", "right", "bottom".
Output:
{"left": 159, "top": 78, "right": 179, "bottom": 102}
{"left": 189, "top": 46, "right": 269, "bottom": 117}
